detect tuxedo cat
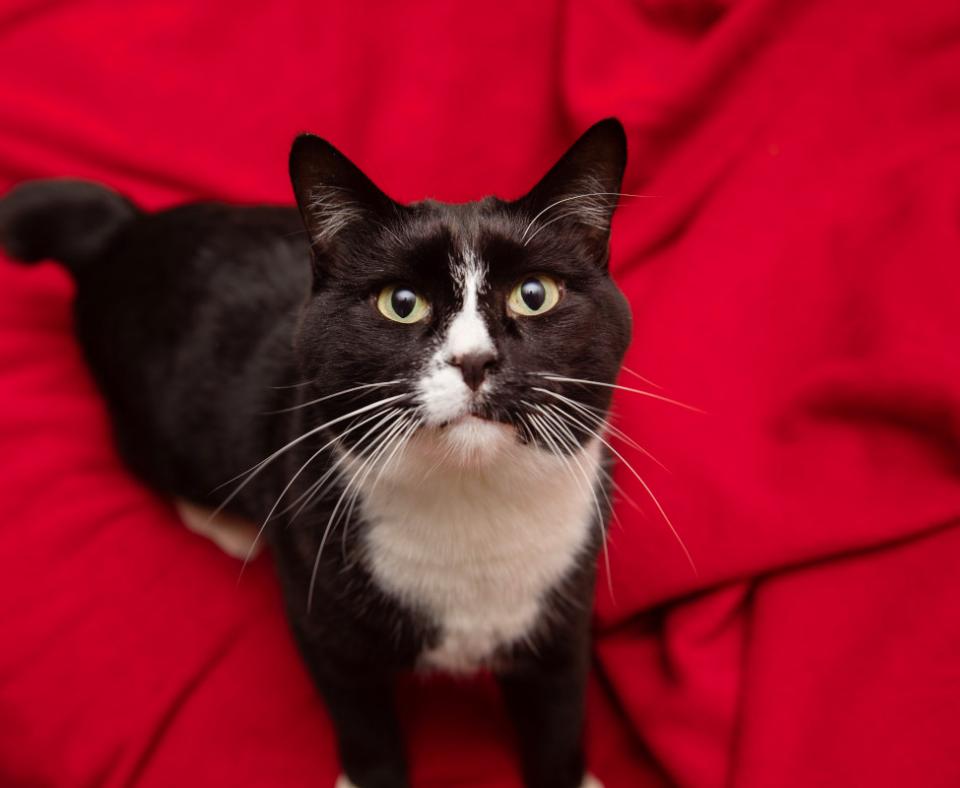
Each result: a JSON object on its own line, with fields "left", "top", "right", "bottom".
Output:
{"left": 0, "top": 119, "right": 631, "bottom": 788}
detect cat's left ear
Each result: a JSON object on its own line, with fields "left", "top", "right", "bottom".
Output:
{"left": 289, "top": 134, "right": 396, "bottom": 253}
{"left": 515, "top": 118, "right": 627, "bottom": 258}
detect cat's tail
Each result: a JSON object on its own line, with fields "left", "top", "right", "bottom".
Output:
{"left": 0, "top": 178, "right": 139, "bottom": 275}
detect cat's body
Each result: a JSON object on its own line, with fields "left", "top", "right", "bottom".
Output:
{"left": 0, "top": 120, "right": 631, "bottom": 788}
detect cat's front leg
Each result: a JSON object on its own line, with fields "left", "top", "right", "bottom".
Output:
{"left": 313, "top": 668, "right": 409, "bottom": 788}
{"left": 290, "top": 623, "right": 409, "bottom": 788}
{"left": 498, "top": 652, "right": 596, "bottom": 788}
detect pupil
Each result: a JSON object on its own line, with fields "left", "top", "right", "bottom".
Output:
{"left": 521, "top": 279, "right": 546, "bottom": 310}
{"left": 391, "top": 288, "right": 416, "bottom": 318}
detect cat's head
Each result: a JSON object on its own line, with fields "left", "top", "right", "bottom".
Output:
{"left": 289, "top": 120, "right": 632, "bottom": 468}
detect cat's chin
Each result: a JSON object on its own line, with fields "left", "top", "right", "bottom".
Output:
{"left": 429, "top": 415, "right": 517, "bottom": 467}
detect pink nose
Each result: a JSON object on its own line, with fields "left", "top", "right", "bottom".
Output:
{"left": 451, "top": 352, "right": 497, "bottom": 391}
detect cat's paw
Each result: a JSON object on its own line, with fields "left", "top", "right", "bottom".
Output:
{"left": 175, "top": 499, "right": 262, "bottom": 560}
{"left": 580, "top": 774, "right": 604, "bottom": 788}
{"left": 334, "top": 775, "right": 359, "bottom": 788}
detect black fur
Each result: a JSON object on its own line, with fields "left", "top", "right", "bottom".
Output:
{"left": 0, "top": 119, "right": 632, "bottom": 788}
{"left": 0, "top": 178, "right": 138, "bottom": 272}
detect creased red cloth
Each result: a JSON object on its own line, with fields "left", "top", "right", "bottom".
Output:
{"left": 1, "top": 1, "right": 958, "bottom": 786}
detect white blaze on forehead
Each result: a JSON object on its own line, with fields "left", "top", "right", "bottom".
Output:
{"left": 417, "top": 247, "right": 497, "bottom": 428}
{"left": 444, "top": 249, "right": 494, "bottom": 360}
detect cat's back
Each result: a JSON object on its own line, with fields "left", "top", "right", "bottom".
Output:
{"left": 73, "top": 202, "right": 312, "bottom": 505}
{"left": 76, "top": 202, "right": 309, "bottom": 325}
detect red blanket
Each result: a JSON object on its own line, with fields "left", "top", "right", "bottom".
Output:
{"left": 1, "top": 1, "right": 959, "bottom": 785}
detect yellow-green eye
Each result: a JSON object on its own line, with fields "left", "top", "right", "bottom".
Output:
{"left": 377, "top": 285, "right": 429, "bottom": 324}
{"left": 507, "top": 275, "right": 562, "bottom": 317}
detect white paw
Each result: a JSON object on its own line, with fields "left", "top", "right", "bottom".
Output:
{"left": 334, "top": 775, "right": 359, "bottom": 788}
{"left": 175, "top": 498, "right": 263, "bottom": 560}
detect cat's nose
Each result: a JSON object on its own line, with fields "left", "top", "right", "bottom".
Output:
{"left": 451, "top": 352, "right": 497, "bottom": 391}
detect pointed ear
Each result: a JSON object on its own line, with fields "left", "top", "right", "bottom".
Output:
{"left": 517, "top": 118, "right": 627, "bottom": 251}
{"left": 289, "top": 134, "right": 395, "bottom": 251}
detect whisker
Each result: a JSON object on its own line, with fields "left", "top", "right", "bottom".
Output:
{"left": 533, "top": 387, "right": 643, "bottom": 450}
{"left": 338, "top": 412, "right": 421, "bottom": 562}
{"left": 534, "top": 374, "right": 705, "bottom": 414}
{"left": 602, "top": 469, "right": 642, "bottom": 515}
{"left": 532, "top": 387, "right": 669, "bottom": 472}
{"left": 270, "top": 378, "right": 318, "bottom": 390}
{"left": 237, "top": 406, "right": 404, "bottom": 575}
{"left": 338, "top": 412, "right": 423, "bottom": 561}
{"left": 261, "top": 379, "right": 406, "bottom": 414}
{"left": 522, "top": 209, "right": 587, "bottom": 247}
{"left": 328, "top": 418, "right": 407, "bottom": 559}
{"left": 286, "top": 407, "right": 404, "bottom": 522}
{"left": 525, "top": 407, "right": 616, "bottom": 600}
{"left": 215, "top": 392, "right": 409, "bottom": 491}
{"left": 542, "top": 403, "right": 697, "bottom": 575}
{"left": 620, "top": 365, "right": 663, "bottom": 390}
{"left": 304, "top": 419, "right": 407, "bottom": 609}
{"left": 519, "top": 192, "right": 653, "bottom": 242}
{"left": 307, "top": 412, "right": 414, "bottom": 611}
{"left": 209, "top": 393, "right": 409, "bottom": 519}
{"left": 411, "top": 431, "right": 459, "bottom": 488}
{"left": 367, "top": 413, "right": 422, "bottom": 494}
{"left": 533, "top": 403, "right": 620, "bottom": 528}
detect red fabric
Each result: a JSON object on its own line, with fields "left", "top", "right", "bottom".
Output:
{"left": 1, "top": 1, "right": 959, "bottom": 785}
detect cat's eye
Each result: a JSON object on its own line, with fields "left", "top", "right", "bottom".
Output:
{"left": 377, "top": 285, "right": 430, "bottom": 324}
{"left": 507, "top": 275, "right": 562, "bottom": 317}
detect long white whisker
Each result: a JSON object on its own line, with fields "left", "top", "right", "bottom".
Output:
{"left": 620, "top": 365, "right": 662, "bottom": 390}
{"left": 523, "top": 209, "right": 589, "bottom": 247}
{"left": 270, "top": 378, "right": 318, "bottom": 390}
{"left": 304, "top": 420, "right": 406, "bottom": 610}
{"left": 338, "top": 412, "right": 420, "bottom": 561}
{"left": 306, "top": 413, "right": 413, "bottom": 612}
{"left": 333, "top": 418, "right": 407, "bottom": 565}
{"left": 238, "top": 406, "right": 403, "bottom": 575}
{"left": 603, "top": 469, "right": 642, "bottom": 514}
{"left": 367, "top": 413, "right": 422, "bottom": 495}
{"left": 536, "top": 374, "right": 705, "bottom": 414}
{"left": 534, "top": 387, "right": 644, "bottom": 451}
{"left": 526, "top": 408, "right": 616, "bottom": 600}
{"left": 519, "top": 192, "right": 652, "bottom": 242}
{"left": 288, "top": 407, "right": 404, "bottom": 522}
{"left": 533, "top": 387, "right": 669, "bottom": 472}
{"left": 262, "top": 380, "right": 406, "bottom": 415}
{"left": 517, "top": 411, "right": 568, "bottom": 483}
{"left": 218, "top": 392, "right": 410, "bottom": 490}
{"left": 210, "top": 393, "right": 408, "bottom": 518}
{"left": 543, "top": 403, "right": 697, "bottom": 575}
{"left": 339, "top": 413, "right": 422, "bottom": 563}
{"left": 533, "top": 403, "right": 618, "bottom": 517}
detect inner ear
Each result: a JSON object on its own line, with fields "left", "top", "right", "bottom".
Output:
{"left": 289, "top": 134, "right": 398, "bottom": 252}
{"left": 515, "top": 118, "right": 627, "bottom": 251}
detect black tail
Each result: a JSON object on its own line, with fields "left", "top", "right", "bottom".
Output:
{"left": 0, "top": 178, "right": 139, "bottom": 274}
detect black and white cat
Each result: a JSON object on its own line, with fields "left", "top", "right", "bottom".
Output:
{"left": 0, "top": 119, "right": 632, "bottom": 788}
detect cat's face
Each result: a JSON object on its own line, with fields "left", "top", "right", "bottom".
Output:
{"left": 290, "top": 120, "right": 631, "bottom": 466}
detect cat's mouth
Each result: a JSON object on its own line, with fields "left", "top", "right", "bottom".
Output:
{"left": 438, "top": 403, "right": 509, "bottom": 430}
{"left": 438, "top": 413, "right": 495, "bottom": 429}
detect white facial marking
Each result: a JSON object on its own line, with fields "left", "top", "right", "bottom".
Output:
{"left": 444, "top": 254, "right": 494, "bottom": 360}
{"left": 417, "top": 247, "right": 497, "bottom": 440}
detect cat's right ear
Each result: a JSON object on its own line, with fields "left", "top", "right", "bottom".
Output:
{"left": 289, "top": 135, "right": 395, "bottom": 253}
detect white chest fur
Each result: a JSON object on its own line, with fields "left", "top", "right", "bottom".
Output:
{"left": 356, "top": 427, "right": 602, "bottom": 673}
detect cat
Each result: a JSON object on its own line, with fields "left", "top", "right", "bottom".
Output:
{"left": 0, "top": 118, "right": 631, "bottom": 788}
